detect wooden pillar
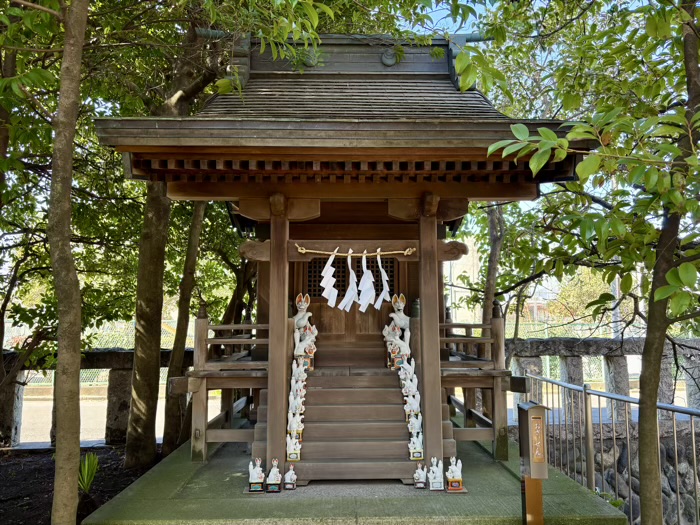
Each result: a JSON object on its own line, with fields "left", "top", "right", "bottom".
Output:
{"left": 267, "top": 193, "right": 289, "bottom": 464}
{"left": 419, "top": 193, "right": 444, "bottom": 461}
{"left": 191, "top": 302, "right": 209, "bottom": 461}
{"left": 254, "top": 262, "right": 270, "bottom": 361}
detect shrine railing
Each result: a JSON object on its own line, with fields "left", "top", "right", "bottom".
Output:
{"left": 194, "top": 317, "right": 270, "bottom": 372}
{"left": 526, "top": 374, "right": 700, "bottom": 525}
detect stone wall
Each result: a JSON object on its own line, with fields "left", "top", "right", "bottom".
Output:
{"left": 509, "top": 422, "right": 700, "bottom": 525}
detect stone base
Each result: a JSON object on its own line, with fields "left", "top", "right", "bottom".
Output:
{"left": 429, "top": 480, "right": 444, "bottom": 491}
{"left": 447, "top": 479, "right": 466, "bottom": 493}
{"left": 248, "top": 482, "right": 264, "bottom": 493}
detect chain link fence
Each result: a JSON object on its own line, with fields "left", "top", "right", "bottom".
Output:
{"left": 25, "top": 368, "right": 170, "bottom": 386}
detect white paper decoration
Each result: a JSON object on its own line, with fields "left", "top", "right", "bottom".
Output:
{"left": 373, "top": 249, "right": 391, "bottom": 310}
{"left": 320, "top": 247, "right": 339, "bottom": 307}
{"left": 337, "top": 249, "right": 359, "bottom": 312}
{"left": 358, "top": 251, "right": 376, "bottom": 312}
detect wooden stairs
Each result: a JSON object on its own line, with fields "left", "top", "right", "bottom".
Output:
{"left": 251, "top": 342, "right": 456, "bottom": 484}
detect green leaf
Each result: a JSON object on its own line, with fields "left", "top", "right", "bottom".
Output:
{"left": 575, "top": 155, "right": 601, "bottom": 181}
{"left": 645, "top": 168, "right": 658, "bottom": 190}
{"left": 538, "top": 127, "right": 558, "bottom": 141}
{"left": 487, "top": 139, "right": 515, "bottom": 157}
{"left": 301, "top": 1, "right": 319, "bottom": 28}
{"left": 459, "top": 63, "right": 477, "bottom": 91}
{"left": 502, "top": 142, "right": 528, "bottom": 158}
{"left": 678, "top": 262, "right": 698, "bottom": 287}
{"left": 669, "top": 291, "right": 692, "bottom": 316}
{"left": 620, "top": 273, "right": 633, "bottom": 294}
{"left": 529, "top": 147, "right": 551, "bottom": 176}
{"left": 666, "top": 268, "right": 682, "bottom": 286}
{"left": 455, "top": 52, "right": 470, "bottom": 75}
{"left": 315, "top": 2, "right": 334, "bottom": 19}
{"left": 654, "top": 285, "right": 677, "bottom": 301}
{"left": 511, "top": 123, "right": 529, "bottom": 141}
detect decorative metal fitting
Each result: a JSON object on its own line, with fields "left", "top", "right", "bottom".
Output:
{"left": 381, "top": 49, "right": 397, "bottom": 67}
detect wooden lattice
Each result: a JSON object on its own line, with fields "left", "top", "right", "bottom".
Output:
{"left": 307, "top": 257, "right": 397, "bottom": 299}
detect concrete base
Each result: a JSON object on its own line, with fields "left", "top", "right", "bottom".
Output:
{"left": 84, "top": 440, "right": 626, "bottom": 525}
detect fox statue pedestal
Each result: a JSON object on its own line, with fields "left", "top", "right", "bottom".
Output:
{"left": 248, "top": 458, "right": 265, "bottom": 493}
{"left": 283, "top": 465, "right": 297, "bottom": 490}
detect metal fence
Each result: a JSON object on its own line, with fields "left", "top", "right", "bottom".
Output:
{"left": 526, "top": 374, "right": 700, "bottom": 525}
{"left": 25, "top": 368, "right": 170, "bottom": 386}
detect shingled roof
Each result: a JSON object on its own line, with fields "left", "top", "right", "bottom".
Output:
{"left": 198, "top": 77, "right": 507, "bottom": 121}
{"left": 95, "top": 35, "right": 585, "bottom": 190}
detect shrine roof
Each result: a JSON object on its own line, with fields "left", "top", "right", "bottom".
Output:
{"left": 94, "top": 35, "right": 591, "bottom": 196}
{"left": 196, "top": 77, "right": 507, "bottom": 121}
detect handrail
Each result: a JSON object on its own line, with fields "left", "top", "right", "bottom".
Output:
{"left": 440, "top": 323, "right": 490, "bottom": 329}
{"left": 527, "top": 373, "right": 700, "bottom": 417}
{"left": 209, "top": 323, "right": 270, "bottom": 331}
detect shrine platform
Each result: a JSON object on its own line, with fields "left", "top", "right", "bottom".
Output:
{"left": 83, "top": 440, "right": 625, "bottom": 525}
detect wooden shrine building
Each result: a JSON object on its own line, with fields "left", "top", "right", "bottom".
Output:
{"left": 96, "top": 34, "right": 581, "bottom": 485}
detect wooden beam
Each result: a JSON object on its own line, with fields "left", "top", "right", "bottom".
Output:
{"left": 388, "top": 199, "right": 420, "bottom": 221}
{"left": 206, "top": 428, "right": 255, "bottom": 443}
{"left": 241, "top": 239, "right": 466, "bottom": 262}
{"left": 239, "top": 198, "right": 320, "bottom": 221}
{"left": 167, "top": 181, "right": 539, "bottom": 201}
{"left": 422, "top": 193, "right": 440, "bottom": 217}
{"left": 419, "top": 209, "right": 443, "bottom": 461}
{"left": 238, "top": 199, "right": 269, "bottom": 220}
{"left": 389, "top": 198, "right": 470, "bottom": 222}
{"left": 267, "top": 193, "right": 289, "bottom": 465}
{"left": 288, "top": 199, "right": 321, "bottom": 221}
{"left": 437, "top": 199, "right": 469, "bottom": 221}
{"left": 191, "top": 377, "right": 208, "bottom": 461}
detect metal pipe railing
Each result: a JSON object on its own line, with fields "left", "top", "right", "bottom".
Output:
{"left": 526, "top": 373, "right": 700, "bottom": 525}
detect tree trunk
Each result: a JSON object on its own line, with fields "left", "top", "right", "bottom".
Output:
{"left": 0, "top": 48, "right": 18, "bottom": 447}
{"left": 124, "top": 181, "right": 171, "bottom": 468}
{"left": 638, "top": 211, "right": 679, "bottom": 525}
{"left": 124, "top": 21, "right": 218, "bottom": 468}
{"left": 47, "top": 2, "right": 90, "bottom": 524}
{"left": 639, "top": 6, "right": 699, "bottom": 524}
{"left": 482, "top": 204, "right": 505, "bottom": 325}
{"left": 480, "top": 204, "right": 505, "bottom": 417}
{"left": 162, "top": 201, "right": 207, "bottom": 456}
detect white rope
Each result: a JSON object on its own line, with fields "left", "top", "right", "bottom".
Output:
{"left": 295, "top": 243, "right": 416, "bottom": 257}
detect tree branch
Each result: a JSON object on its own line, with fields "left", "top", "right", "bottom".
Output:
{"left": 10, "top": 0, "right": 62, "bottom": 19}
{"left": 666, "top": 308, "right": 700, "bottom": 325}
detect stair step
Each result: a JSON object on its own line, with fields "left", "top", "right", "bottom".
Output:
{"left": 300, "top": 440, "right": 410, "bottom": 460}
{"left": 292, "top": 460, "right": 417, "bottom": 482}
{"left": 303, "top": 404, "right": 406, "bottom": 422}
{"left": 260, "top": 387, "right": 403, "bottom": 405}
{"left": 253, "top": 421, "right": 454, "bottom": 441}
{"left": 307, "top": 367, "right": 396, "bottom": 377}
{"left": 305, "top": 388, "right": 404, "bottom": 405}
{"left": 306, "top": 374, "right": 399, "bottom": 388}
{"left": 258, "top": 404, "right": 405, "bottom": 422}
{"left": 251, "top": 438, "right": 456, "bottom": 463}
{"left": 314, "top": 346, "right": 387, "bottom": 367}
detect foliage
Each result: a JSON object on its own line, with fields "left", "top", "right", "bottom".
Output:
{"left": 456, "top": 0, "right": 700, "bottom": 339}
{"left": 0, "top": 0, "right": 460, "bottom": 359}
{"left": 77, "top": 452, "right": 99, "bottom": 494}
